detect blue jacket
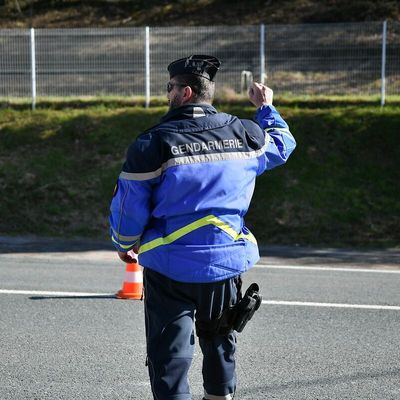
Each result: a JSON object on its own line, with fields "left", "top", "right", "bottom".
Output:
{"left": 110, "top": 103, "right": 296, "bottom": 283}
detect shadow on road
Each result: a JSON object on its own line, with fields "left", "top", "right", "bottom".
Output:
{"left": 29, "top": 294, "right": 118, "bottom": 300}
{"left": 0, "top": 235, "right": 399, "bottom": 267}
{"left": 242, "top": 367, "right": 400, "bottom": 394}
{"left": 260, "top": 245, "right": 400, "bottom": 267}
{"left": 0, "top": 235, "right": 114, "bottom": 254}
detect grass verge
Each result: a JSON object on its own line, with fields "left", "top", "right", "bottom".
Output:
{"left": 0, "top": 101, "right": 399, "bottom": 248}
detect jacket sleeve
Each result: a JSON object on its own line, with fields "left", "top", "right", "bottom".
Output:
{"left": 109, "top": 132, "right": 161, "bottom": 252}
{"left": 254, "top": 104, "right": 296, "bottom": 175}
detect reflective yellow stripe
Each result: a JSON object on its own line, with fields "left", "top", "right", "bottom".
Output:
{"left": 139, "top": 215, "right": 257, "bottom": 254}
{"left": 112, "top": 235, "right": 135, "bottom": 250}
{"left": 265, "top": 127, "right": 290, "bottom": 134}
{"left": 238, "top": 231, "right": 257, "bottom": 243}
{"left": 139, "top": 215, "right": 212, "bottom": 253}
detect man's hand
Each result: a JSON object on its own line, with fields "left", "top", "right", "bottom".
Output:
{"left": 117, "top": 246, "right": 139, "bottom": 264}
{"left": 248, "top": 82, "right": 273, "bottom": 108}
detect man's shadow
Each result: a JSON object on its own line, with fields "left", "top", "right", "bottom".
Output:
{"left": 29, "top": 294, "right": 118, "bottom": 300}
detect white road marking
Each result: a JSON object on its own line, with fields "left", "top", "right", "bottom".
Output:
{"left": 256, "top": 264, "right": 400, "bottom": 274}
{"left": 263, "top": 300, "right": 400, "bottom": 311}
{"left": 0, "top": 289, "right": 115, "bottom": 297}
{"left": 1, "top": 289, "right": 399, "bottom": 311}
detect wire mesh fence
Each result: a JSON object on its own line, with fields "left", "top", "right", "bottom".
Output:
{"left": 266, "top": 22, "right": 384, "bottom": 95}
{"left": 0, "top": 29, "right": 31, "bottom": 97}
{"left": 387, "top": 21, "right": 400, "bottom": 96}
{"left": 150, "top": 25, "right": 262, "bottom": 95}
{"left": 0, "top": 21, "right": 399, "bottom": 104}
{"left": 35, "top": 28, "right": 146, "bottom": 97}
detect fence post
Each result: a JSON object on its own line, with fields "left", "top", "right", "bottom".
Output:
{"left": 145, "top": 26, "right": 150, "bottom": 108}
{"left": 30, "top": 27, "right": 36, "bottom": 110}
{"left": 260, "top": 24, "right": 266, "bottom": 84}
{"left": 381, "top": 20, "right": 387, "bottom": 107}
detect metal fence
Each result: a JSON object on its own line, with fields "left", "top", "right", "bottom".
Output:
{"left": 0, "top": 21, "right": 399, "bottom": 107}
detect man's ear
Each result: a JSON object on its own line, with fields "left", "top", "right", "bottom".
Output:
{"left": 183, "top": 86, "right": 193, "bottom": 101}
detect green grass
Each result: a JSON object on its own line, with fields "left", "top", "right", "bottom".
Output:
{"left": 0, "top": 100, "right": 399, "bottom": 248}
{"left": 2, "top": 94, "right": 400, "bottom": 109}
{"left": 248, "top": 105, "right": 400, "bottom": 248}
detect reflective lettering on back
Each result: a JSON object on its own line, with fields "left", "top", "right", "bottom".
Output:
{"left": 170, "top": 139, "right": 243, "bottom": 156}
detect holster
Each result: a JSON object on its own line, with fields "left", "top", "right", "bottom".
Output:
{"left": 196, "top": 283, "right": 262, "bottom": 338}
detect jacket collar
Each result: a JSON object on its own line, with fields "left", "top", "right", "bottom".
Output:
{"left": 160, "top": 103, "right": 218, "bottom": 123}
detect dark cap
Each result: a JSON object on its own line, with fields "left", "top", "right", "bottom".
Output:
{"left": 167, "top": 55, "right": 221, "bottom": 81}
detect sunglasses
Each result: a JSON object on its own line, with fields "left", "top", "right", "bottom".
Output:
{"left": 167, "top": 82, "right": 187, "bottom": 93}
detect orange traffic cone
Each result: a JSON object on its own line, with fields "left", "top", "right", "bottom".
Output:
{"left": 116, "top": 260, "right": 143, "bottom": 300}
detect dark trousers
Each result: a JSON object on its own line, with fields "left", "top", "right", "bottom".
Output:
{"left": 143, "top": 268, "right": 242, "bottom": 400}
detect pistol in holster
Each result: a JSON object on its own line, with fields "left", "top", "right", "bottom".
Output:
{"left": 196, "top": 283, "right": 262, "bottom": 338}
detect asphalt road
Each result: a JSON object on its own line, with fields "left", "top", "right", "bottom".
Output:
{"left": 0, "top": 243, "right": 400, "bottom": 400}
